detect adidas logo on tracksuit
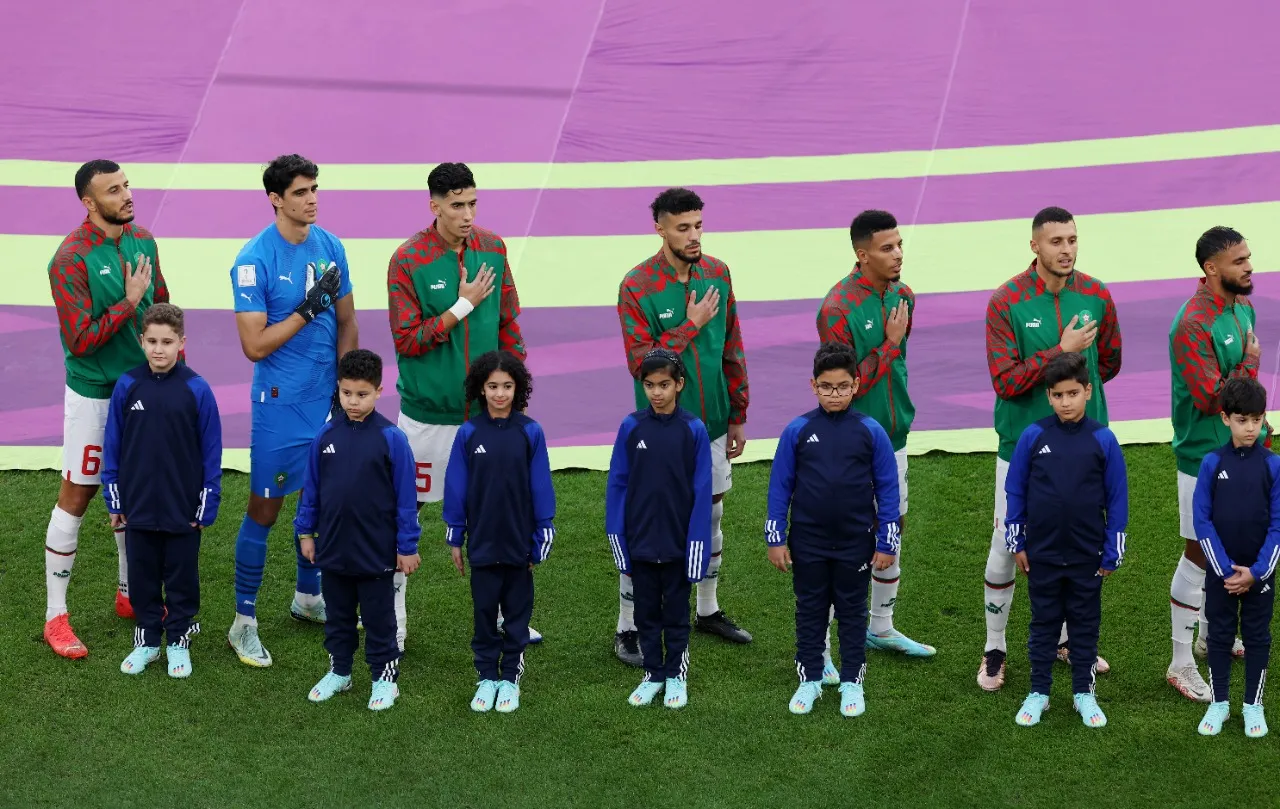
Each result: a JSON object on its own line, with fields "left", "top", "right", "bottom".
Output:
{"left": 1218, "top": 470, "right": 1229, "bottom": 480}
{"left": 636, "top": 440, "right": 647, "bottom": 449}
{"left": 323, "top": 444, "right": 336, "bottom": 454}
{"left": 474, "top": 445, "right": 487, "bottom": 454}
{"left": 807, "top": 434, "right": 820, "bottom": 443}
{"left": 1038, "top": 445, "right": 1051, "bottom": 455}
{"left": 131, "top": 400, "right": 145, "bottom": 411}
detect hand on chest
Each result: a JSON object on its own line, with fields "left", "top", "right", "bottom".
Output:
{"left": 272, "top": 253, "right": 335, "bottom": 305}
{"left": 1012, "top": 296, "right": 1102, "bottom": 352}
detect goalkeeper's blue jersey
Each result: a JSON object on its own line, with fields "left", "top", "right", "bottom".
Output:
{"left": 230, "top": 223, "right": 353, "bottom": 405}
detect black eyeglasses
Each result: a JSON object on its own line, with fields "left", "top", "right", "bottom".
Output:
{"left": 816, "top": 383, "right": 855, "bottom": 396}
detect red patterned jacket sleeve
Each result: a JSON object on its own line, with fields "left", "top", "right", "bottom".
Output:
{"left": 617, "top": 276, "right": 698, "bottom": 377}
{"left": 497, "top": 262, "right": 527, "bottom": 361}
{"left": 1096, "top": 287, "right": 1122, "bottom": 382}
{"left": 986, "top": 291, "right": 1062, "bottom": 399}
{"left": 721, "top": 279, "right": 749, "bottom": 424}
{"left": 387, "top": 250, "right": 448, "bottom": 357}
{"left": 49, "top": 249, "right": 138, "bottom": 357}
{"left": 815, "top": 292, "right": 852, "bottom": 345}
{"left": 1172, "top": 312, "right": 1258, "bottom": 414}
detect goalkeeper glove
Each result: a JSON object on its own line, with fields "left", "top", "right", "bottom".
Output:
{"left": 294, "top": 265, "right": 342, "bottom": 323}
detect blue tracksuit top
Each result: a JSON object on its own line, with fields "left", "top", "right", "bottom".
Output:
{"left": 765, "top": 406, "right": 901, "bottom": 562}
{"left": 605, "top": 406, "right": 713, "bottom": 582}
{"left": 1004, "top": 415, "right": 1128, "bottom": 570}
{"left": 102, "top": 363, "right": 223, "bottom": 532}
{"left": 443, "top": 411, "right": 557, "bottom": 567}
{"left": 1193, "top": 441, "right": 1280, "bottom": 583}
{"left": 294, "top": 409, "right": 421, "bottom": 576}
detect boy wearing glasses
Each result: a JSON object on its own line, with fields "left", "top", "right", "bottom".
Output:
{"left": 765, "top": 343, "right": 902, "bottom": 717}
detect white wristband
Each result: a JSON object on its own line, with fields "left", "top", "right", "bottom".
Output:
{"left": 448, "top": 298, "right": 475, "bottom": 321}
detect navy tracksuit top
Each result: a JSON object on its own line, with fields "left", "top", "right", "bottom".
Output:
{"left": 765, "top": 406, "right": 901, "bottom": 562}
{"left": 1004, "top": 415, "right": 1128, "bottom": 570}
{"left": 101, "top": 363, "right": 223, "bottom": 532}
{"left": 294, "top": 409, "right": 421, "bottom": 576}
{"left": 1193, "top": 441, "right": 1280, "bottom": 582}
{"left": 605, "top": 406, "right": 713, "bottom": 581}
{"left": 443, "top": 411, "right": 557, "bottom": 567}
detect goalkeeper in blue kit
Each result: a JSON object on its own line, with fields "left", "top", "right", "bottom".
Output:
{"left": 226, "top": 154, "right": 359, "bottom": 666}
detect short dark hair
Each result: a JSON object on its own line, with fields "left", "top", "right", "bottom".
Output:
{"left": 142, "top": 303, "right": 184, "bottom": 337}
{"left": 1195, "top": 226, "right": 1245, "bottom": 270}
{"left": 640, "top": 348, "right": 685, "bottom": 383}
{"left": 427, "top": 162, "right": 476, "bottom": 198}
{"left": 1222, "top": 377, "right": 1267, "bottom": 417}
{"left": 338, "top": 349, "right": 383, "bottom": 386}
{"left": 263, "top": 154, "right": 319, "bottom": 206}
{"left": 1044, "top": 352, "right": 1089, "bottom": 388}
{"left": 849, "top": 210, "right": 898, "bottom": 248}
{"left": 651, "top": 188, "right": 703, "bottom": 222}
{"left": 1032, "top": 206, "right": 1074, "bottom": 231}
{"left": 813, "top": 342, "right": 859, "bottom": 379}
{"left": 75, "top": 159, "right": 121, "bottom": 199}
{"left": 465, "top": 351, "right": 533, "bottom": 413}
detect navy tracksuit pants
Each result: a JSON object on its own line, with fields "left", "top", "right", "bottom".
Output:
{"left": 126, "top": 527, "right": 201, "bottom": 649}
{"left": 471, "top": 564, "right": 534, "bottom": 683}
{"left": 1206, "top": 572, "right": 1274, "bottom": 704}
{"left": 322, "top": 571, "right": 399, "bottom": 681}
{"left": 1028, "top": 562, "right": 1102, "bottom": 694}
{"left": 631, "top": 560, "right": 692, "bottom": 682}
{"left": 793, "top": 551, "right": 872, "bottom": 684}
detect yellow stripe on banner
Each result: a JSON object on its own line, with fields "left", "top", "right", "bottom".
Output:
{"left": 5, "top": 202, "right": 1278, "bottom": 309}
{"left": 3, "top": 126, "right": 1279, "bottom": 191}
{"left": 10, "top": 415, "right": 1276, "bottom": 472}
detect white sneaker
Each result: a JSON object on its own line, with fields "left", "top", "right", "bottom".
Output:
{"left": 1193, "top": 636, "right": 1246, "bottom": 659}
{"left": 1166, "top": 663, "right": 1211, "bottom": 703}
{"left": 227, "top": 620, "right": 273, "bottom": 667}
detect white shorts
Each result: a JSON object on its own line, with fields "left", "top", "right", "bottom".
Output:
{"left": 398, "top": 413, "right": 460, "bottom": 504}
{"left": 895, "top": 448, "right": 909, "bottom": 515}
{"left": 712, "top": 434, "right": 732, "bottom": 496}
{"left": 1177, "top": 470, "right": 1197, "bottom": 541}
{"left": 62, "top": 386, "right": 109, "bottom": 485}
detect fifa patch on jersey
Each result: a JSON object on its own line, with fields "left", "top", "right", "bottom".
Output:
{"left": 237, "top": 264, "right": 257, "bottom": 287}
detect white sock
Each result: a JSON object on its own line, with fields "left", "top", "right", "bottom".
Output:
{"left": 696, "top": 501, "right": 724, "bottom": 616}
{"left": 295, "top": 591, "right": 322, "bottom": 609}
{"left": 233, "top": 612, "right": 258, "bottom": 628}
{"left": 823, "top": 605, "right": 836, "bottom": 662}
{"left": 983, "top": 542, "right": 1016, "bottom": 652}
{"left": 1198, "top": 598, "right": 1211, "bottom": 645}
{"left": 393, "top": 572, "right": 408, "bottom": 641}
{"left": 1171, "top": 555, "right": 1205, "bottom": 668}
{"left": 114, "top": 528, "right": 129, "bottom": 596}
{"left": 1059, "top": 623, "right": 1069, "bottom": 646}
{"left": 869, "top": 556, "right": 901, "bottom": 635}
{"left": 45, "top": 507, "right": 82, "bottom": 621}
{"left": 617, "top": 574, "right": 635, "bottom": 633}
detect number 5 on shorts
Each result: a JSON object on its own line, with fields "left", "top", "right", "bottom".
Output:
{"left": 415, "top": 462, "right": 432, "bottom": 494}
{"left": 81, "top": 445, "right": 102, "bottom": 478}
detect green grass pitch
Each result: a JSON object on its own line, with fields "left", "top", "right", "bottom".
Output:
{"left": 1, "top": 444, "right": 1276, "bottom": 808}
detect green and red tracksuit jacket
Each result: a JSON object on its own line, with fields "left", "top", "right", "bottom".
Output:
{"left": 1170, "top": 279, "right": 1268, "bottom": 475}
{"left": 816, "top": 266, "right": 915, "bottom": 451}
{"left": 388, "top": 222, "right": 525, "bottom": 426}
{"left": 48, "top": 218, "right": 170, "bottom": 400}
{"left": 617, "top": 251, "right": 748, "bottom": 442}
{"left": 986, "top": 264, "right": 1121, "bottom": 461}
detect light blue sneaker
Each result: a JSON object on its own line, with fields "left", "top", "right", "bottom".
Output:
{"left": 369, "top": 680, "right": 399, "bottom": 712}
{"left": 308, "top": 671, "right": 352, "bottom": 703}
{"left": 629, "top": 677, "right": 664, "bottom": 706}
{"left": 821, "top": 658, "right": 840, "bottom": 686}
{"left": 495, "top": 681, "right": 521, "bottom": 713}
{"left": 839, "top": 682, "right": 865, "bottom": 717}
{"left": 1016, "top": 693, "right": 1050, "bottom": 726}
{"left": 664, "top": 678, "right": 688, "bottom": 709}
{"left": 1243, "top": 702, "right": 1268, "bottom": 738}
{"left": 1198, "top": 701, "right": 1229, "bottom": 736}
{"left": 121, "top": 646, "right": 160, "bottom": 675}
{"left": 166, "top": 644, "right": 192, "bottom": 679}
{"left": 1074, "top": 693, "right": 1107, "bottom": 728}
{"left": 789, "top": 681, "right": 822, "bottom": 714}
{"left": 866, "top": 628, "right": 937, "bottom": 657}
{"left": 471, "top": 679, "right": 500, "bottom": 712}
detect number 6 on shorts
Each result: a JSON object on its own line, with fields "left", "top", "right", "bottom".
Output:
{"left": 81, "top": 445, "right": 102, "bottom": 478}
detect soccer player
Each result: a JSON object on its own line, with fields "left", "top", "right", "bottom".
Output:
{"left": 1167, "top": 225, "right": 1263, "bottom": 702}
{"left": 766, "top": 343, "right": 902, "bottom": 718}
{"left": 388, "top": 162, "right": 532, "bottom": 650}
{"left": 1005, "top": 352, "right": 1128, "bottom": 729}
{"left": 43, "top": 159, "right": 174, "bottom": 659}
{"left": 816, "top": 209, "right": 935, "bottom": 659}
{"left": 979, "top": 206, "right": 1121, "bottom": 691}
{"left": 614, "top": 187, "right": 751, "bottom": 666}
{"left": 227, "top": 154, "right": 359, "bottom": 667}
{"left": 1193, "top": 377, "right": 1278, "bottom": 738}
{"left": 104, "top": 304, "right": 222, "bottom": 679}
